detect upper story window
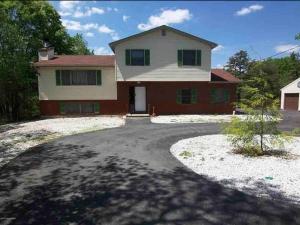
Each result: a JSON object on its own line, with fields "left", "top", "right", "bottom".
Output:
{"left": 55, "top": 70, "right": 101, "bottom": 86}
{"left": 125, "top": 49, "right": 150, "bottom": 66}
{"left": 178, "top": 50, "right": 202, "bottom": 66}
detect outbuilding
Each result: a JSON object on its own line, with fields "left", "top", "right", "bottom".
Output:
{"left": 280, "top": 77, "right": 300, "bottom": 111}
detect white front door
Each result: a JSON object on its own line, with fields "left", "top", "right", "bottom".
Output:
{"left": 134, "top": 86, "right": 146, "bottom": 112}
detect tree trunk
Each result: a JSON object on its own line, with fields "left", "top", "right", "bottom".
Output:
{"left": 260, "top": 102, "right": 264, "bottom": 152}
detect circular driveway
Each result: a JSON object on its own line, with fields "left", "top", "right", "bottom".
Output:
{"left": 0, "top": 118, "right": 300, "bottom": 225}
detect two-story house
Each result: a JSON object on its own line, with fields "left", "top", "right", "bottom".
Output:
{"left": 34, "top": 25, "right": 240, "bottom": 116}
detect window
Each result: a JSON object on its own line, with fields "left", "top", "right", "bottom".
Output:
{"left": 176, "top": 88, "right": 197, "bottom": 104}
{"left": 56, "top": 70, "right": 101, "bottom": 86}
{"left": 125, "top": 49, "right": 150, "bottom": 66}
{"left": 178, "top": 50, "right": 201, "bottom": 66}
{"left": 210, "top": 88, "right": 230, "bottom": 104}
{"left": 60, "top": 102, "right": 100, "bottom": 114}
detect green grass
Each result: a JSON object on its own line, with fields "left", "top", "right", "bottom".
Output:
{"left": 179, "top": 150, "right": 193, "bottom": 159}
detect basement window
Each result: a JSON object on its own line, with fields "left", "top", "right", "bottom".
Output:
{"left": 60, "top": 102, "right": 100, "bottom": 114}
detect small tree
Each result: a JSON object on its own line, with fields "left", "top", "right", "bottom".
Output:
{"left": 224, "top": 64, "right": 289, "bottom": 156}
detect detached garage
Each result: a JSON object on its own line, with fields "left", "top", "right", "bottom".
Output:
{"left": 281, "top": 77, "right": 300, "bottom": 111}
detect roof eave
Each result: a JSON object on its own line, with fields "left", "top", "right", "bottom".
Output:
{"left": 34, "top": 64, "right": 114, "bottom": 68}
{"left": 109, "top": 25, "right": 218, "bottom": 51}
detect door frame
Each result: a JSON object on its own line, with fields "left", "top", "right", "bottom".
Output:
{"left": 129, "top": 85, "right": 147, "bottom": 114}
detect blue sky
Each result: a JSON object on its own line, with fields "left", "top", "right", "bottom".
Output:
{"left": 50, "top": 1, "right": 300, "bottom": 68}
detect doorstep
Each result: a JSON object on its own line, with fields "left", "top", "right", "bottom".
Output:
{"left": 126, "top": 114, "right": 150, "bottom": 117}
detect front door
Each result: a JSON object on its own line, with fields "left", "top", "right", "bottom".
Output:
{"left": 134, "top": 86, "right": 146, "bottom": 112}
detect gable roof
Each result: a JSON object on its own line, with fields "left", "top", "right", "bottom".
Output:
{"left": 211, "top": 69, "right": 240, "bottom": 83}
{"left": 109, "top": 25, "right": 218, "bottom": 52}
{"left": 281, "top": 77, "right": 300, "bottom": 91}
{"left": 34, "top": 55, "right": 115, "bottom": 67}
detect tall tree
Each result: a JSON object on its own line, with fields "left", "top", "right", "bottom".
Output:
{"left": 71, "top": 34, "right": 94, "bottom": 55}
{"left": 0, "top": 1, "right": 91, "bottom": 121}
{"left": 225, "top": 50, "right": 251, "bottom": 80}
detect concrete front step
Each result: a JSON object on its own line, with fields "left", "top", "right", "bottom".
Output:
{"left": 126, "top": 114, "right": 150, "bottom": 117}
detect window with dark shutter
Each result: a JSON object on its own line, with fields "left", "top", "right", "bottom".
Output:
{"left": 56, "top": 70, "right": 100, "bottom": 85}
{"left": 176, "top": 88, "right": 198, "bottom": 104}
{"left": 178, "top": 50, "right": 202, "bottom": 66}
{"left": 125, "top": 49, "right": 150, "bottom": 66}
{"left": 211, "top": 88, "right": 230, "bottom": 104}
{"left": 182, "top": 50, "right": 196, "bottom": 66}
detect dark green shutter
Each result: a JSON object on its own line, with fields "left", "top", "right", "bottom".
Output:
{"left": 211, "top": 88, "right": 216, "bottom": 103}
{"left": 224, "top": 89, "right": 230, "bottom": 103}
{"left": 191, "top": 88, "right": 197, "bottom": 104}
{"left": 176, "top": 89, "right": 182, "bottom": 104}
{"left": 56, "top": 70, "right": 61, "bottom": 85}
{"left": 196, "top": 50, "right": 201, "bottom": 66}
{"left": 94, "top": 103, "right": 100, "bottom": 113}
{"left": 96, "top": 70, "right": 102, "bottom": 85}
{"left": 145, "top": 49, "right": 150, "bottom": 65}
{"left": 125, "top": 49, "right": 131, "bottom": 65}
{"left": 59, "top": 102, "right": 65, "bottom": 114}
{"left": 178, "top": 50, "right": 183, "bottom": 66}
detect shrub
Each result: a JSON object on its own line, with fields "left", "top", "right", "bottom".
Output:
{"left": 179, "top": 150, "right": 193, "bottom": 159}
{"left": 223, "top": 68, "right": 291, "bottom": 156}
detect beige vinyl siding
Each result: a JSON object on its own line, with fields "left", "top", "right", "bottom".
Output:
{"left": 115, "top": 29, "right": 212, "bottom": 81}
{"left": 38, "top": 67, "right": 117, "bottom": 100}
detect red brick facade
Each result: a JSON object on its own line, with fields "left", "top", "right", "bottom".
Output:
{"left": 40, "top": 81, "right": 238, "bottom": 116}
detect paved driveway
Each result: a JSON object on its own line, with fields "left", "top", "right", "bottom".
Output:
{"left": 0, "top": 118, "right": 300, "bottom": 225}
{"left": 280, "top": 110, "right": 300, "bottom": 131}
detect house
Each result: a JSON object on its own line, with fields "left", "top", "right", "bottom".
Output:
{"left": 280, "top": 77, "right": 300, "bottom": 111}
{"left": 34, "top": 25, "right": 240, "bottom": 116}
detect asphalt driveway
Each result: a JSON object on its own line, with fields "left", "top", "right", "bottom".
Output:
{"left": 0, "top": 117, "right": 300, "bottom": 225}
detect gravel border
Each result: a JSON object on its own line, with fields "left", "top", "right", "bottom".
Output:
{"left": 171, "top": 134, "right": 300, "bottom": 204}
{"left": 151, "top": 115, "right": 247, "bottom": 124}
{"left": 0, "top": 116, "right": 125, "bottom": 168}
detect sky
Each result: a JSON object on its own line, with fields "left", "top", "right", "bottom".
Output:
{"left": 50, "top": 1, "right": 300, "bottom": 68}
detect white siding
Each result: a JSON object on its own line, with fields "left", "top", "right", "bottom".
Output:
{"left": 38, "top": 67, "right": 117, "bottom": 100}
{"left": 115, "top": 29, "right": 212, "bottom": 81}
{"left": 280, "top": 78, "right": 300, "bottom": 110}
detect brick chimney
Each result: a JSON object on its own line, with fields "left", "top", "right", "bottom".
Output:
{"left": 38, "top": 41, "right": 54, "bottom": 61}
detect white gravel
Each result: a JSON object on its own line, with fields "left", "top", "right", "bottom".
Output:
{"left": 151, "top": 114, "right": 248, "bottom": 124}
{"left": 0, "top": 116, "right": 125, "bottom": 167}
{"left": 171, "top": 134, "right": 300, "bottom": 204}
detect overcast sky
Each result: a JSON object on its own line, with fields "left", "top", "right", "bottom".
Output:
{"left": 50, "top": 1, "right": 300, "bottom": 68}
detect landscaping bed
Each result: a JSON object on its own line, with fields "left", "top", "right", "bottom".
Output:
{"left": 171, "top": 134, "right": 300, "bottom": 204}
{"left": 0, "top": 116, "right": 125, "bottom": 167}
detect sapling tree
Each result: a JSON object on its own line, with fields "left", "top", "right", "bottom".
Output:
{"left": 224, "top": 64, "right": 289, "bottom": 156}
